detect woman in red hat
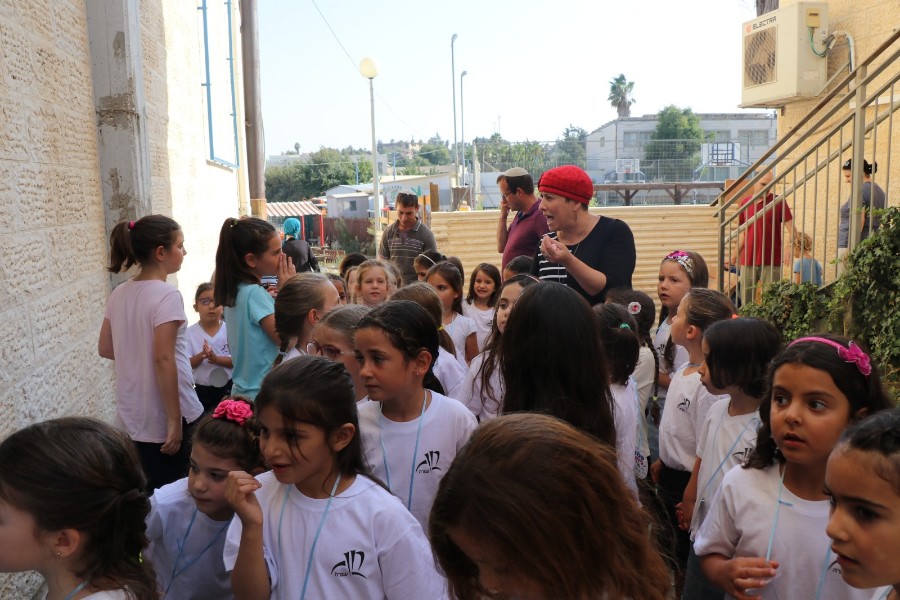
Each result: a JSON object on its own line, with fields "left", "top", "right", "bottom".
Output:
{"left": 531, "top": 165, "right": 636, "bottom": 303}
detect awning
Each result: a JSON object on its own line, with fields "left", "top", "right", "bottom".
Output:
{"left": 266, "top": 201, "right": 322, "bottom": 217}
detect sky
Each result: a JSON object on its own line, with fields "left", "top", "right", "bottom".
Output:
{"left": 258, "top": 0, "right": 767, "bottom": 157}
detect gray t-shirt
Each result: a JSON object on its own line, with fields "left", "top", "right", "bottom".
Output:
{"left": 838, "top": 181, "right": 886, "bottom": 248}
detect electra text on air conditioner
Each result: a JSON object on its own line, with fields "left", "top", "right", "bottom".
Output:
{"left": 752, "top": 16, "right": 777, "bottom": 31}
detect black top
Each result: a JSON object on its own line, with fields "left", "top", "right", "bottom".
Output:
{"left": 282, "top": 238, "right": 319, "bottom": 273}
{"left": 531, "top": 216, "right": 635, "bottom": 304}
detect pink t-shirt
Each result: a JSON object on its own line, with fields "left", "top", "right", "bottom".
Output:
{"left": 104, "top": 279, "right": 203, "bottom": 443}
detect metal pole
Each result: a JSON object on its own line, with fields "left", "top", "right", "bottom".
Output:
{"left": 461, "top": 71, "right": 467, "bottom": 193}
{"left": 451, "top": 34, "right": 458, "bottom": 184}
{"left": 369, "top": 77, "right": 381, "bottom": 231}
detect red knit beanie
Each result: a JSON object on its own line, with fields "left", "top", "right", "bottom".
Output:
{"left": 538, "top": 165, "right": 594, "bottom": 205}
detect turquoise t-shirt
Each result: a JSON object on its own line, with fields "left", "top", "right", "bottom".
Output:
{"left": 225, "top": 283, "right": 277, "bottom": 399}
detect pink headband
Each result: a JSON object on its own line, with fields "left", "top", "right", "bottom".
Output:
{"left": 788, "top": 337, "right": 872, "bottom": 376}
{"left": 213, "top": 399, "right": 254, "bottom": 425}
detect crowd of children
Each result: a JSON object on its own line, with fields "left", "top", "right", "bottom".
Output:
{"left": 0, "top": 210, "right": 895, "bottom": 600}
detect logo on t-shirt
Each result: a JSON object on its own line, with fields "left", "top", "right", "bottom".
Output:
{"left": 732, "top": 446, "right": 754, "bottom": 463}
{"left": 331, "top": 550, "right": 367, "bottom": 578}
{"left": 677, "top": 397, "right": 691, "bottom": 413}
{"left": 416, "top": 450, "right": 442, "bottom": 474}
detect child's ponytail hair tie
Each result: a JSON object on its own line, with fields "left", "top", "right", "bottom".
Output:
{"left": 212, "top": 398, "right": 254, "bottom": 426}
{"left": 127, "top": 220, "right": 135, "bottom": 231}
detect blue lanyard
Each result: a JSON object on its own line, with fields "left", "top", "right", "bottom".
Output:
{"left": 165, "top": 508, "right": 229, "bottom": 597}
{"left": 698, "top": 408, "right": 759, "bottom": 507}
{"left": 379, "top": 391, "right": 428, "bottom": 510}
{"left": 766, "top": 464, "right": 789, "bottom": 562}
{"left": 63, "top": 581, "right": 89, "bottom": 600}
{"left": 277, "top": 473, "right": 342, "bottom": 600}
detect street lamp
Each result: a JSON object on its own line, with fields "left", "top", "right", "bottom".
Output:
{"left": 359, "top": 56, "right": 381, "bottom": 231}
{"left": 460, "top": 70, "right": 468, "bottom": 194}
{"left": 451, "top": 34, "right": 458, "bottom": 184}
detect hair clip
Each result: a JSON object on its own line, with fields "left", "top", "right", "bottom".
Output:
{"left": 212, "top": 399, "right": 253, "bottom": 426}
{"left": 731, "top": 313, "right": 740, "bottom": 319}
{"left": 127, "top": 221, "right": 135, "bottom": 230}
{"left": 628, "top": 302, "right": 641, "bottom": 315}
{"left": 663, "top": 250, "right": 694, "bottom": 279}
{"left": 789, "top": 337, "right": 872, "bottom": 377}
{"left": 619, "top": 323, "right": 631, "bottom": 330}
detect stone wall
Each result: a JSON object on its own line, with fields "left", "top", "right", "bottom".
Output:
{"left": 0, "top": 0, "right": 246, "bottom": 596}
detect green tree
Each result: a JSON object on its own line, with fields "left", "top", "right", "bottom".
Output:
{"left": 608, "top": 74, "right": 635, "bottom": 118}
{"left": 643, "top": 105, "right": 706, "bottom": 182}
{"left": 265, "top": 147, "right": 373, "bottom": 201}
{"left": 550, "top": 125, "right": 587, "bottom": 168}
{"left": 417, "top": 134, "right": 452, "bottom": 165}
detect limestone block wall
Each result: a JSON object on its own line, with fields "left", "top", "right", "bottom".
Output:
{"left": 0, "top": 0, "right": 112, "bottom": 595}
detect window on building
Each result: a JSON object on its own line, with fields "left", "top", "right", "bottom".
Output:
{"left": 348, "top": 200, "right": 357, "bottom": 211}
{"left": 737, "top": 129, "right": 770, "bottom": 146}
{"left": 198, "top": 0, "right": 239, "bottom": 167}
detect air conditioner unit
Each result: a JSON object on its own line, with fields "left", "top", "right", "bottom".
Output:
{"left": 740, "top": 2, "right": 828, "bottom": 108}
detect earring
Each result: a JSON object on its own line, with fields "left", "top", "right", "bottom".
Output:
{"left": 414, "top": 371, "right": 420, "bottom": 376}
{"left": 56, "top": 551, "right": 61, "bottom": 557}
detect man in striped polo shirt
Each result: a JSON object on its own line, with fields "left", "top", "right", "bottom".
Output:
{"left": 379, "top": 192, "right": 437, "bottom": 285}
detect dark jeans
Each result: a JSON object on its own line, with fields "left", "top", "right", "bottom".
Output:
{"left": 658, "top": 462, "right": 692, "bottom": 573}
{"left": 195, "top": 381, "right": 233, "bottom": 413}
{"left": 134, "top": 418, "right": 197, "bottom": 493}
{"left": 682, "top": 546, "right": 724, "bottom": 600}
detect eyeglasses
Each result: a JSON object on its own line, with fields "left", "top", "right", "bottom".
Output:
{"left": 306, "top": 341, "right": 355, "bottom": 360}
{"left": 500, "top": 188, "right": 517, "bottom": 200}
{"left": 197, "top": 298, "right": 216, "bottom": 306}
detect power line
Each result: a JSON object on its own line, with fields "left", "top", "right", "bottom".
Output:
{"left": 308, "top": 0, "right": 417, "bottom": 137}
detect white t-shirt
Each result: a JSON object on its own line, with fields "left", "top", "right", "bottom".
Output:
{"left": 658, "top": 370, "right": 726, "bottom": 472}
{"left": 444, "top": 313, "right": 476, "bottom": 365}
{"left": 104, "top": 279, "right": 203, "bottom": 442}
{"left": 223, "top": 473, "right": 447, "bottom": 600}
{"left": 434, "top": 347, "right": 466, "bottom": 399}
{"left": 652, "top": 319, "right": 689, "bottom": 402}
{"left": 187, "top": 321, "right": 233, "bottom": 386}
{"left": 610, "top": 379, "right": 639, "bottom": 498}
{"left": 690, "top": 399, "right": 759, "bottom": 536}
{"left": 458, "top": 352, "right": 504, "bottom": 421}
{"left": 146, "top": 478, "right": 232, "bottom": 599}
{"left": 694, "top": 464, "right": 878, "bottom": 600}
{"left": 461, "top": 301, "right": 495, "bottom": 352}
{"left": 358, "top": 392, "right": 477, "bottom": 531}
{"left": 633, "top": 345, "right": 655, "bottom": 457}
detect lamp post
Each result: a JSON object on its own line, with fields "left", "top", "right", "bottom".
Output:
{"left": 451, "top": 34, "right": 458, "bottom": 184}
{"left": 359, "top": 57, "right": 381, "bottom": 231}
{"left": 460, "top": 70, "right": 467, "bottom": 194}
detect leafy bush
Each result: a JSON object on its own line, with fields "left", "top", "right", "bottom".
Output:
{"left": 740, "top": 280, "right": 828, "bottom": 341}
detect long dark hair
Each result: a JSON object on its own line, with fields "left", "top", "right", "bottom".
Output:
{"left": 390, "top": 282, "right": 456, "bottom": 357}
{"left": 465, "top": 263, "right": 501, "bottom": 307}
{"left": 0, "top": 418, "right": 157, "bottom": 600}
{"left": 214, "top": 217, "right": 277, "bottom": 307}
{"left": 430, "top": 414, "right": 670, "bottom": 600}
{"left": 256, "top": 356, "right": 374, "bottom": 489}
{"left": 193, "top": 397, "right": 266, "bottom": 472}
{"left": 107, "top": 215, "right": 181, "bottom": 273}
{"left": 500, "top": 283, "right": 616, "bottom": 448}
{"left": 356, "top": 300, "right": 445, "bottom": 395}
{"left": 472, "top": 275, "right": 541, "bottom": 415}
{"left": 746, "top": 334, "right": 893, "bottom": 470}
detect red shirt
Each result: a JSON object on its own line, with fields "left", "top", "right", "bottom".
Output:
{"left": 738, "top": 193, "right": 792, "bottom": 266}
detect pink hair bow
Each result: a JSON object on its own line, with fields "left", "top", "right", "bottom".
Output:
{"left": 839, "top": 342, "right": 872, "bottom": 376}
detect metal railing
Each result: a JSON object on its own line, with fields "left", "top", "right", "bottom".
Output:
{"left": 716, "top": 29, "right": 900, "bottom": 305}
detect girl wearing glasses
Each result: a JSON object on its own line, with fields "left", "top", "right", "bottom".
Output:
{"left": 187, "top": 282, "right": 234, "bottom": 412}
{"left": 308, "top": 304, "right": 372, "bottom": 403}
{"left": 272, "top": 273, "right": 341, "bottom": 366}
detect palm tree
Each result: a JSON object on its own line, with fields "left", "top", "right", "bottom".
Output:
{"left": 608, "top": 74, "right": 635, "bottom": 118}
